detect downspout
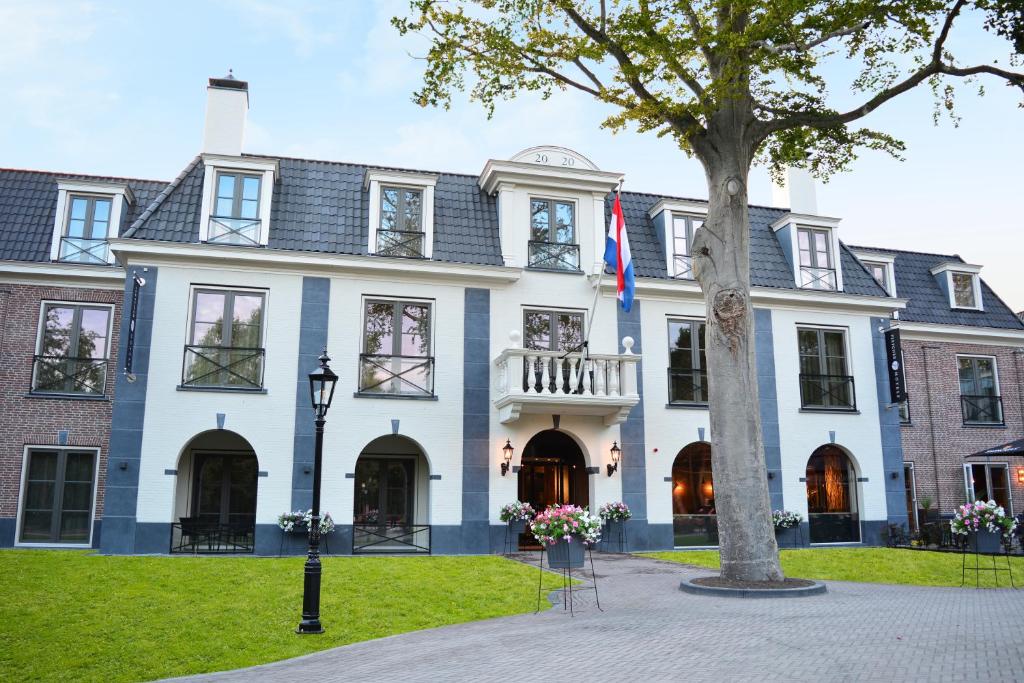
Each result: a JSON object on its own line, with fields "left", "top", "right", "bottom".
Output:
{"left": 921, "top": 345, "right": 944, "bottom": 513}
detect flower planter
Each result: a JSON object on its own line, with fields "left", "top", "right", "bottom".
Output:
{"left": 604, "top": 520, "right": 626, "bottom": 551}
{"left": 775, "top": 526, "right": 802, "bottom": 548}
{"left": 546, "top": 539, "right": 586, "bottom": 569}
{"left": 507, "top": 519, "right": 525, "bottom": 537}
{"left": 968, "top": 528, "right": 1003, "bottom": 555}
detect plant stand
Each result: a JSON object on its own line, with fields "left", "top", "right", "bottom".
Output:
{"left": 603, "top": 520, "right": 628, "bottom": 553}
{"left": 961, "top": 532, "right": 1015, "bottom": 588}
{"left": 535, "top": 544, "right": 603, "bottom": 617}
{"left": 502, "top": 520, "right": 525, "bottom": 556}
{"left": 280, "top": 528, "right": 330, "bottom": 556}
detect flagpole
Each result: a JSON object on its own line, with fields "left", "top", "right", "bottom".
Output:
{"left": 580, "top": 178, "right": 623, "bottom": 364}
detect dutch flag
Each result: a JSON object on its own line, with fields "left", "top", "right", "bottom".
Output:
{"left": 604, "top": 190, "right": 635, "bottom": 312}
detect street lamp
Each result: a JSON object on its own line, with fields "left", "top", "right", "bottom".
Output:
{"left": 606, "top": 441, "right": 621, "bottom": 477}
{"left": 297, "top": 351, "right": 338, "bottom": 635}
{"left": 500, "top": 439, "right": 514, "bottom": 476}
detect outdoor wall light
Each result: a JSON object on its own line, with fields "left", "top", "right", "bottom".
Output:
{"left": 890, "top": 471, "right": 900, "bottom": 480}
{"left": 607, "top": 441, "right": 621, "bottom": 477}
{"left": 501, "top": 439, "right": 514, "bottom": 476}
{"left": 1017, "top": 468, "right": 1024, "bottom": 484}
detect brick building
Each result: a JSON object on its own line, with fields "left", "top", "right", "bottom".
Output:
{"left": 0, "top": 170, "right": 165, "bottom": 547}
{"left": 851, "top": 247, "right": 1024, "bottom": 527}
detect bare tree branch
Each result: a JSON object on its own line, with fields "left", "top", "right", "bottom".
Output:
{"left": 754, "top": 21, "right": 871, "bottom": 54}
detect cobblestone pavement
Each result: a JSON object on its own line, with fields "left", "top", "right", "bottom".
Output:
{"left": 174, "top": 553, "right": 1024, "bottom": 683}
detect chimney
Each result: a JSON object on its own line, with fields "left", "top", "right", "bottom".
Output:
{"left": 202, "top": 70, "right": 248, "bottom": 156}
{"left": 771, "top": 167, "right": 818, "bottom": 215}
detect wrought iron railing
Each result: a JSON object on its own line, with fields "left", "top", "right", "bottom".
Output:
{"left": 58, "top": 236, "right": 109, "bottom": 264}
{"left": 528, "top": 240, "right": 580, "bottom": 271}
{"left": 672, "top": 254, "right": 694, "bottom": 279}
{"left": 376, "top": 229, "right": 425, "bottom": 258}
{"left": 181, "top": 345, "right": 265, "bottom": 389}
{"left": 961, "top": 394, "right": 1003, "bottom": 425}
{"left": 207, "top": 216, "right": 261, "bottom": 246}
{"left": 169, "top": 520, "right": 255, "bottom": 554}
{"left": 31, "top": 356, "right": 108, "bottom": 395}
{"left": 800, "top": 266, "right": 837, "bottom": 291}
{"left": 799, "top": 373, "right": 856, "bottom": 410}
{"left": 668, "top": 368, "right": 708, "bottom": 405}
{"left": 353, "top": 524, "right": 430, "bottom": 554}
{"left": 358, "top": 354, "right": 434, "bottom": 396}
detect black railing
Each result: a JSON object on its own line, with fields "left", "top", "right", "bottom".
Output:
{"left": 358, "top": 354, "right": 434, "bottom": 396}
{"left": 800, "top": 266, "right": 837, "bottom": 291}
{"left": 31, "top": 356, "right": 108, "bottom": 395}
{"left": 376, "top": 229, "right": 425, "bottom": 258}
{"left": 170, "top": 519, "right": 255, "bottom": 554}
{"left": 528, "top": 240, "right": 580, "bottom": 271}
{"left": 668, "top": 368, "right": 708, "bottom": 405}
{"left": 799, "top": 373, "right": 856, "bottom": 410}
{"left": 672, "top": 254, "right": 694, "bottom": 279}
{"left": 58, "top": 236, "right": 109, "bottom": 264}
{"left": 353, "top": 524, "right": 430, "bottom": 554}
{"left": 181, "top": 345, "right": 265, "bottom": 389}
{"left": 207, "top": 216, "right": 261, "bottom": 246}
{"left": 961, "top": 394, "right": 1003, "bottom": 425}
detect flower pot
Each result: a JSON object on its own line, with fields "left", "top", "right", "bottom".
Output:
{"left": 968, "top": 528, "right": 1003, "bottom": 554}
{"left": 775, "top": 526, "right": 802, "bottom": 548}
{"left": 546, "top": 539, "right": 586, "bottom": 569}
{"left": 507, "top": 519, "right": 525, "bottom": 536}
{"left": 604, "top": 520, "right": 626, "bottom": 551}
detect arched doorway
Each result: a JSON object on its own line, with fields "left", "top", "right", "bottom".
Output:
{"left": 671, "top": 442, "right": 717, "bottom": 547}
{"left": 353, "top": 435, "right": 430, "bottom": 553}
{"left": 518, "top": 429, "right": 589, "bottom": 512}
{"left": 806, "top": 445, "right": 860, "bottom": 543}
{"left": 172, "top": 430, "right": 258, "bottom": 553}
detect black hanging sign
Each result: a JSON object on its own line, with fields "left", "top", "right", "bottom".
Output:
{"left": 884, "top": 328, "right": 907, "bottom": 404}
{"left": 124, "top": 273, "right": 145, "bottom": 376}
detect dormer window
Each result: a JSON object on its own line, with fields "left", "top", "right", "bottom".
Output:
{"left": 209, "top": 172, "right": 262, "bottom": 245}
{"left": 528, "top": 198, "right": 579, "bottom": 271}
{"left": 377, "top": 186, "right": 425, "bottom": 257}
{"left": 797, "top": 227, "right": 836, "bottom": 290}
{"left": 671, "top": 215, "right": 702, "bottom": 279}
{"left": 61, "top": 195, "right": 113, "bottom": 264}
{"left": 952, "top": 272, "right": 977, "bottom": 308}
{"left": 929, "top": 261, "right": 983, "bottom": 311}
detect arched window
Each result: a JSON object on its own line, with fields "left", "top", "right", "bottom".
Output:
{"left": 671, "top": 443, "right": 717, "bottom": 547}
{"left": 806, "top": 446, "right": 860, "bottom": 543}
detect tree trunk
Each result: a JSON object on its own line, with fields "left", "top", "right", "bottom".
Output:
{"left": 692, "top": 134, "right": 784, "bottom": 583}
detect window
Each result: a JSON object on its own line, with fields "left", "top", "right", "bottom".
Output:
{"left": 797, "top": 228, "right": 836, "bottom": 290}
{"left": 208, "top": 172, "right": 262, "bottom": 245}
{"left": 806, "top": 446, "right": 860, "bottom": 543}
{"left": 59, "top": 195, "right": 113, "bottom": 264}
{"left": 19, "top": 448, "right": 97, "bottom": 545}
{"left": 523, "top": 309, "right": 583, "bottom": 393}
{"left": 904, "top": 463, "right": 918, "bottom": 533}
{"left": 528, "top": 198, "right": 579, "bottom": 270}
{"left": 183, "top": 289, "right": 266, "bottom": 389}
{"left": 668, "top": 319, "right": 707, "bottom": 404}
{"left": 376, "top": 186, "right": 425, "bottom": 257}
{"left": 798, "top": 327, "right": 855, "bottom": 410}
{"left": 898, "top": 397, "right": 911, "bottom": 424}
{"left": 671, "top": 443, "right": 718, "bottom": 547}
{"left": 862, "top": 261, "right": 890, "bottom": 295}
{"left": 360, "top": 299, "right": 433, "bottom": 396}
{"left": 965, "top": 463, "right": 1011, "bottom": 512}
{"left": 951, "top": 272, "right": 977, "bottom": 308}
{"left": 32, "top": 303, "right": 111, "bottom": 395}
{"left": 670, "top": 215, "right": 702, "bottom": 279}
{"left": 958, "top": 355, "right": 1002, "bottom": 424}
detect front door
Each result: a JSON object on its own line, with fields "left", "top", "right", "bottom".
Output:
{"left": 354, "top": 457, "right": 415, "bottom": 526}
{"left": 192, "top": 453, "right": 257, "bottom": 530}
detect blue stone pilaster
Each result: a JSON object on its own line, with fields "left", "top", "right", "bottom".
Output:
{"left": 754, "top": 308, "right": 784, "bottom": 511}
{"left": 291, "top": 277, "right": 331, "bottom": 511}
{"left": 617, "top": 300, "right": 651, "bottom": 549}
{"left": 872, "top": 316, "right": 908, "bottom": 536}
{"left": 460, "top": 288, "right": 491, "bottom": 553}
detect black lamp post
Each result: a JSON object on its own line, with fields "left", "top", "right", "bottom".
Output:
{"left": 297, "top": 351, "right": 337, "bottom": 635}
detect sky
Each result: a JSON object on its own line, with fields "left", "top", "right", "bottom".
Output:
{"left": 1, "top": 1, "right": 1021, "bottom": 311}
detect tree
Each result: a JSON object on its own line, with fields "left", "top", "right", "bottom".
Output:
{"left": 394, "top": 0, "right": 1023, "bottom": 582}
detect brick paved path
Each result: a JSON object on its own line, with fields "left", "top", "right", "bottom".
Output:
{"left": 176, "top": 553, "right": 1024, "bottom": 682}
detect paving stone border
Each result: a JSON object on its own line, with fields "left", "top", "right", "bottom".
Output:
{"left": 679, "top": 576, "right": 828, "bottom": 598}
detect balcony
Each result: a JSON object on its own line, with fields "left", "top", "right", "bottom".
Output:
{"left": 493, "top": 334, "right": 639, "bottom": 425}
{"left": 799, "top": 374, "right": 856, "bottom": 411}
{"left": 528, "top": 240, "right": 580, "bottom": 271}
{"left": 31, "top": 355, "right": 108, "bottom": 395}
{"left": 961, "top": 394, "right": 1003, "bottom": 425}
{"left": 58, "top": 237, "right": 109, "bottom": 265}
{"left": 181, "top": 345, "right": 265, "bottom": 390}
{"left": 207, "top": 216, "right": 261, "bottom": 246}
{"left": 376, "top": 229, "right": 425, "bottom": 258}
{"left": 799, "top": 266, "right": 837, "bottom": 291}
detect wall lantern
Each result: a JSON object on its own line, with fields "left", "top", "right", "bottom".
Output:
{"left": 1017, "top": 468, "right": 1024, "bottom": 485}
{"left": 501, "top": 439, "right": 514, "bottom": 476}
{"left": 607, "top": 441, "right": 621, "bottom": 477}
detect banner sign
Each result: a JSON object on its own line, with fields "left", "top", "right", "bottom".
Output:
{"left": 124, "top": 273, "right": 145, "bottom": 375}
{"left": 884, "top": 328, "right": 907, "bottom": 404}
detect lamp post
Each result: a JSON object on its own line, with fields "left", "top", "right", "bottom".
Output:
{"left": 297, "top": 351, "right": 338, "bottom": 635}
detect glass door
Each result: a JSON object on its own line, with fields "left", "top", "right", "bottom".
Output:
{"left": 354, "top": 457, "right": 415, "bottom": 526}
{"left": 19, "top": 449, "right": 96, "bottom": 544}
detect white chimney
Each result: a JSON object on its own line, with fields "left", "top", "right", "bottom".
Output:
{"left": 771, "top": 167, "right": 818, "bottom": 215}
{"left": 202, "top": 71, "right": 248, "bottom": 156}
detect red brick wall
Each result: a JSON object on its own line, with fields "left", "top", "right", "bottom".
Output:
{"left": 0, "top": 283, "right": 122, "bottom": 523}
{"left": 901, "top": 338, "right": 1024, "bottom": 517}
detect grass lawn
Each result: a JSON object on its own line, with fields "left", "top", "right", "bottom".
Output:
{"left": 641, "top": 547, "right": 1024, "bottom": 588}
{"left": 0, "top": 550, "right": 564, "bottom": 682}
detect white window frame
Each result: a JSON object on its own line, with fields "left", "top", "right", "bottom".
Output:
{"left": 521, "top": 305, "right": 587, "bottom": 352}
{"left": 49, "top": 180, "right": 134, "bottom": 265}
{"left": 198, "top": 155, "right": 278, "bottom": 246}
{"left": 648, "top": 199, "right": 709, "bottom": 279}
{"left": 963, "top": 462, "right": 1012, "bottom": 514}
{"left": 15, "top": 445, "right": 101, "bottom": 548}
{"left": 857, "top": 255, "right": 897, "bottom": 297}
{"left": 359, "top": 295, "right": 436, "bottom": 396}
{"left": 795, "top": 324, "right": 856, "bottom": 410}
{"left": 929, "top": 261, "right": 984, "bottom": 311}
{"left": 770, "top": 213, "right": 844, "bottom": 292}
{"left": 365, "top": 170, "right": 437, "bottom": 259}
{"left": 183, "top": 284, "right": 270, "bottom": 389}
{"left": 32, "top": 300, "right": 115, "bottom": 395}
{"left": 956, "top": 353, "right": 1002, "bottom": 424}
